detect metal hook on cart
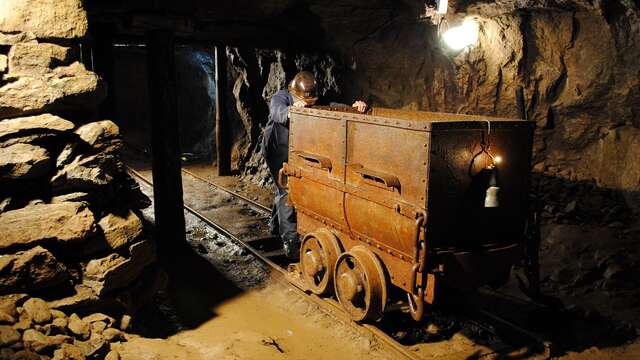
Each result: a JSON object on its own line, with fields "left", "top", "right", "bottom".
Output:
{"left": 468, "top": 120, "right": 498, "bottom": 177}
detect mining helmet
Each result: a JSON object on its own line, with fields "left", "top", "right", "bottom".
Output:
{"left": 288, "top": 71, "right": 318, "bottom": 105}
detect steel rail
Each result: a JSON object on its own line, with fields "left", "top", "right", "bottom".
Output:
{"left": 180, "top": 167, "right": 271, "bottom": 214}
{"left": 127, "top": 167, "right": 418, "bottom": 360}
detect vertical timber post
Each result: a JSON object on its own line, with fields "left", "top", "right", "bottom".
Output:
{"left": 215, "top": 46, "right": 231, "bottom": 176}
{"left": 146, "top": 30, "right": 186, "bottom": 247}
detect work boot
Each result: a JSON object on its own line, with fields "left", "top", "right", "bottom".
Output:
{"left": 282, "top": 237, "right": 300, "bottom": 261}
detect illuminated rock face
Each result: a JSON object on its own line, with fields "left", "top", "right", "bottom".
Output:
{"left": 0, "top": 0, "right": 88, "bottom": 41}
{"left": 0, "top": 2, "right": 157, "bottom": 355}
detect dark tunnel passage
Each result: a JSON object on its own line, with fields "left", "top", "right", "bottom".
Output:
{"left": 111, "top": 44, "right": 217, "bottom": 163}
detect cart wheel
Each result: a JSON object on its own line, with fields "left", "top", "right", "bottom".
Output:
{"left": 300, "top": 229, "right": 342, "bottom": 295}
{"left": 334, "top": 246, "right": 387, "bottom": 322}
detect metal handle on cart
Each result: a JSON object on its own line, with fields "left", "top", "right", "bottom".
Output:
{"left": 293, "top": 151, "right": 332, "bottom": 170}
{"left": 277, "top": 165, "right": 289, "bottom": 190}
{"left": 350, "top": 164, "right": 400, "bottom": 191}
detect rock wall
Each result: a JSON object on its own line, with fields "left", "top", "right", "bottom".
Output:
{"left": 225, "top": 47, "right": 342, "bottom": 184}
{"left": 0, "top": 0, "right": 158, "bottom": 357}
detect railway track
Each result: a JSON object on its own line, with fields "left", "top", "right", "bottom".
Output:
{"left": 128, "top": 166, "right": 551, "bottom": 359}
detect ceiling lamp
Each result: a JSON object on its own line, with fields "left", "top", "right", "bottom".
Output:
{"left": 442, "top": 18, "right": 479, "bottom": 51}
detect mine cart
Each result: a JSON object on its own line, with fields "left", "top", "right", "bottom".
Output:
{"left": 280, "top": 107, "right": 535, "bottom": 322}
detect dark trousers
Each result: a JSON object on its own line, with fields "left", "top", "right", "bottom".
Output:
{"left": 262, "top": 124, "right": 297, "bottom": 243}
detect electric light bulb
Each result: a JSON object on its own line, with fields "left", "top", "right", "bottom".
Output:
{"left": 494, "top": 155, "right": 502, "bottom": 164}
{"left": 442, "top": 19, "right": 479, "bottom": 51}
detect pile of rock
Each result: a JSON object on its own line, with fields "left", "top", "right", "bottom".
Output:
{"left": 0, "top": 0, "right": 161, "bottom": 356}
{"left": 1, "top": 296, "right": 129, "bottom": 359}
{"left": 532, "top": 172, "right": 634, "bottom": 227}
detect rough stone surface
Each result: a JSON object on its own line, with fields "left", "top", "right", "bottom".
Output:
{"left": 0, "top": 62, "right": 106, "bottom": 119}
{"left": 10, "top": 350, "right": 41, "bottom": 360}
{"left": 0, "top": 143, "right": 52, "bottom": 179}
{"left": 83, "top": 313, "right": 115, "bottom": 328}
{"left": 0, "top": 32, "right": 36, "bottom": 46}
{"left": 14, "top": 309, "right": 32, "bottom": 331}
{"left": 52, "top": 343, "right": 85, "bottom": 360}
{"left": 50, "top": 309, "right": 66, "bottom": 319}
{"left": 0, "top": 294, "right": 27, "bottom": 318}
{"left": 0, "top": 0, "right": 88, "bottom": 40}
{"left": 97, "top": 211, "right": 144, "bottom": 251}
{"left": 76, "top": 334, "right": 107, "bottom": 358}
{"left": 575, "top": 126, "right": 640, "bottom": 212}
{"left": 0, "top": 311, "right": 15, "bottom": 324}
{"left": 0, "top": 202, "right": 94, "bottom": 250}
{"left": 0, "top": 246, "right": 68, "bottom": 294}
{"left": 7, "top": 43, "right": 73, "bottom": 76}
{"left": 22, "top": 298, "right": 51, "bottom": 324}
{"left": 51, "top": 192, "right": 90, "bottom": 204}
{"left": 51, "top": 154, "right": 119, "bottom": 193}
{"left": 0, "top": 114, "right": 75, "bottom": 143}
{"left": 0, "top": 55, "right": 6, "bottom": 73}
{"left": 103, "top": 328, "right": 123, "bottom": 343}
{"left": 105, "top": 350, "right": 121, "bottom": 360}
{"left": 67, "top": 313, "right": 90, "bottom": 340}
{"left": 22, "top": 328, "right": 72, "bottom": 353}
{"left": 90, "top": 320, "right": 107, "bottom": 335}
{"left": 0, "top": 325, "right": 21, "bottom": 347}
{"left": 119, "top": 315, "right": 131, "bottom": 331}
{"left": 48, "top": 285, "right": 99, "bottom": 313}
{"left": 48, "top": 317, "right": 68, "bottom": 334}
{"left": 83, "top": 241, "right": 155, "bottom": 296}
{"left": 75, "top": 120, "right": 122, "bottom": 154}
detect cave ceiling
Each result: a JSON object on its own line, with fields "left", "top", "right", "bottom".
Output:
{"left": 86, "top": 0, "right": 634, "bottom": 48}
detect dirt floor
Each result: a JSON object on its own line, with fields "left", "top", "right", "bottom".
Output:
{"left": 116, "top": 171, "right": 402, "bottom": 360}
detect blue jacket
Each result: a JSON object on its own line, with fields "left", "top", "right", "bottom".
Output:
{"left": 265, "top": 90, "right": 293, "bottom": 147}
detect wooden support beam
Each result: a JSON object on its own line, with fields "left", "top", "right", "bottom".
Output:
{"left": 215, "top": 45, "right": 231, "bottom": 176}
{"left": 146, "top": 29, "right": 186, "bottom": 247}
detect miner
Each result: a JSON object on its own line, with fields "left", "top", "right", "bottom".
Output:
{"left": 262, "top": 71, "right": 367, "bottom": 259}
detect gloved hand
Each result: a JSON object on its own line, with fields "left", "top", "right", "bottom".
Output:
{"left": 352, "top": 100, "right": 368, "bottom": 113}
{"left": 293, "top": 100, "right": 308, "bottom": 108}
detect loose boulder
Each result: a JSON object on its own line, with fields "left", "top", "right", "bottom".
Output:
{"left": 0, "top": 202, "right": 95, "bottom": 250}
{"left": 0, "top": 0, "right": 88, "bottom": 40}
{"left": 0, "top": 247, "right": 68, "bottom": 294}
{"left": 48, "top": 285, "right": 99, "bottom": 314}
{"left": 22, "top": 329, "right": 72, "bottom": 353}
{"left": 98, "top": 211, "right": 144, "bottom": 251}
{"left": 0, "top": 113, "right": 75, "bottom": 143}
{"left": 52, "top": 343, "right": 85, "bottom": 360}
{"left": 75, "top": 120, "right": 122, "bottom": 154}
{"left": 7, "top": 43, "right": 73, "bottom": 76}
{"left": 0, "top": 143, "right": 52, "bottom": 179}
{"left": 0, "top": 325, "right": 21, "bottom": 347}
{"left": 51, "top": 154, "right": 118, "bottom": 193}
{"left": 67, "top": 313, "right": 90, "bottom": 340}
{"left": 0, "top": 62, "right": 105, "bottom": 119}
{"left": 83, "top": 241, "right": 155, "bottom": 296}
{"left": 0, "top": 294, "right": 28, "bottom": 318}
{"left": 22, "top": 298, "right": 51, "bottom": 324}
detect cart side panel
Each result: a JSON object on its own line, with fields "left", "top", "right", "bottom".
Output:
{"left": 344, "top": 121, "right": 429, "bottom": 258}
{"left": 288, "top": 113, "right": 347, "bottom": 229}
{"left": 427, "top": 122, "right": 534, "bottom": 250}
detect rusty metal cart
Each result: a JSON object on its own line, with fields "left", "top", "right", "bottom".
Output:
{"left": 280, "top": 106, "right": 535, "bottom": 322}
